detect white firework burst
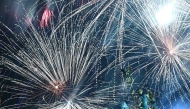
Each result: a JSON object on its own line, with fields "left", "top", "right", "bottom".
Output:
{"left": 115, "top": 0, "right": 190, "bottom": 105}
{"left": 0, "top": 0, "right": 125, "bottom": 108}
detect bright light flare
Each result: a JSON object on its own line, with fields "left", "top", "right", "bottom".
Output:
{"left": 169, "top": 50, "right": 174, "bottom": 55}
{"left": 48, "top": 81, "right": 66, "bottom": 96}
{"left": 156, "top": 3, "right": 174, "bottom": 26}
{"left": 55, "top": 85, "right": 58, "bottom": 89}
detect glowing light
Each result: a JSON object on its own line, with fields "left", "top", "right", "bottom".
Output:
{"left": 156, "top": 3, "right": 174, "bottom": 26}
{"left": 40, "top": 7, "right": 54, "bottom": 28}
{"left": 55, "top": 85, "right": 58, "bottom": 89}
{"left": 169, "top": 50, "right": 173, "bottom": 55}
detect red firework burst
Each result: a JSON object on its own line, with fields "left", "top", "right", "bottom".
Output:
{"left": 40, "top": 7, "right": 54, "bottom": 28}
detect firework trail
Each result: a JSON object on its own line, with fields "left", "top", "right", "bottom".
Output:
{"left": 0, "top": 0, "right": 128, "bottom": 108}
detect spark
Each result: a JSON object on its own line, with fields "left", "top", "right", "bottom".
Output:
{"left": 169, "top": 50, "right": 174, "bottom": 55}
{"left": 55, "top": 86, "right": 58, "bottom": 89}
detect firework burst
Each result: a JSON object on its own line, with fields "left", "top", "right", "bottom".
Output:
{"left": 0, "top": 0, "right": 126, "bottom": 108}
{"left": 2, "top": 0, "right": 190, "bottom": 108}
{"left": 114, "top": 0, "right": 190, "bottom": 105}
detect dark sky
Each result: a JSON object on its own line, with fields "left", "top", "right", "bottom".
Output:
{"left": 1, "top": 0, "right": 190, "bottom": 109}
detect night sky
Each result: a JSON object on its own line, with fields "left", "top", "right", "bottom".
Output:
{"left": 1, "top": 0, "right": 190, "bottom": 109}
